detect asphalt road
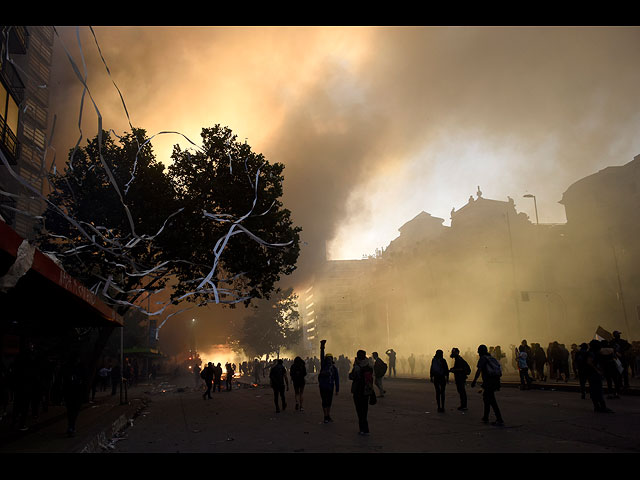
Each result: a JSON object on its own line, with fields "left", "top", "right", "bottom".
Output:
{"left": 111, "top": 376, "right": 640, "bottom": 453}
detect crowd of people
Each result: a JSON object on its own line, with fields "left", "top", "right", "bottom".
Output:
{"left": 189, "top": 330, "right": 636, "bottom": 436}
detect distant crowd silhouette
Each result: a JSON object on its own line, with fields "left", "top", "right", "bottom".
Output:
{"left": 1, "top": 331, "right": 635, "bottom": 438}
{"left": 187, "top": 330, "right": 635, "bottom": 435}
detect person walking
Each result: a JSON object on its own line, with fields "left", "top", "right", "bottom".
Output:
{"left": 213, "top": 363, "right": 223, "bottom": 392}
{"left": 574, "top": 343, "right": 590, "bottom": 399}
{"left": 62, "top": 352, "right": 87, "bottom": 437}
{"left": 516, "top": 345, "right": 533, "bottom": 389}
{"left": 470, "top": 344, "right": 504, "bottom": 426}
{"left": 269, "top": 359, "right": 289, "bottom": 413}
{"left": 385, "top": 349, "right": 397, "bottom": 377}
{"left": 201, "top": 362, "right": 214, "bottom": 400}
{"left": 408, "top": 353, "right": 416, "bottom": 376}
{"left": 372, "top": 352, "right": 387, "bottom": 397}
{"left": 586, "top": 340, "right": 613, "bottom": 413}
{"left": 225, "top": 363, "right": 235, "bottom": 391}
{"left": 289, "top": 357, "right": 307, "bottom": 411}
{"left": 349, "top": 349, "right": 374, "bottom": 435}
{"left": 430, "top": 350, "right": 449, "bottom": 413}
{"left": 449, "top": 348, "right": 471, "bottom": 411}
{"left": 319, "top": 340, "right": 340, "bottom": 423}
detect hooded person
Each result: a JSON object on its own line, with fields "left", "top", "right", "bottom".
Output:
{"left": 349, "top": 349, "right": 374, "bottom": 435}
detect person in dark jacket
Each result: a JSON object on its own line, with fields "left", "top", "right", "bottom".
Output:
{"left": 319, "top": 340, "right": 340, "bottom": 423}
{"left": 471, "top": 344, "right": 504, "bottom": 426}
{"left": 449, "top": 348, "right": 470, "bottom": 410}
{"left": 372, "top": 352, "right": 387, "bottom": 398}
{"left": 574, "top": 343, "right": 589, "bottom": 399}
{"left": 213, "top": 363, "right": 223, "bottom": 392}
{"left": 269, "top": 359, "right": 289, "bottom": 413}
{"left": 349, "top": 349, "right": 373, "bottom": 435}
{"left": 587, "top": 340, "right": 613, "bottom": 413}
{"left": 201, "top": 362, "right": 214, "bottom": 399}
{"left": 430, "top": 350, "right": 449, "bottom": 413}
{"left": 289, "top": 357, "right": 307, "bottom": 412}
{"left": 62, "top": 352, "right": 87, "bottom": 437}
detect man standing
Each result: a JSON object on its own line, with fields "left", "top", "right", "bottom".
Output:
{"left": 372, "top": 352, "right": 387, "bottom": 398}
{"left": 213, "top": 363, "right": 223, "bottom": 392}
{"left": 586, "top": 340, "right": 613, "bottom": 413}
{"left": 201, "top": 362, "right": 214, "bottom": 400}
{"left": 385, "top": 349, "right": 397, "bottom": 377}
{"left": 612, "top": 331, "right": 631, "bottom": 390}
{"left": 430, "top": 350, "right": 449, "bottom": 413}
{"left": 471, "top": 344, "right": 504, "bottom": 426}
{"left": 269, "top": 359, "right": 289, "bottom": 413}
{"left": 449, "top": 348, "right": 470, "bottom": 411}
{"left": 349, "top": 350, "right": 374, "bottom": 435}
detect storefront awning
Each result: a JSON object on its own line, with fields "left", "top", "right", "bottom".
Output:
{"left": 0, "top": 220, "right": 123, "bottom": 333}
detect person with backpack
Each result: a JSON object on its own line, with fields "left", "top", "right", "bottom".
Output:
{"left": 201, "top": 362, "right": 214, "bottom": 399}
{"left": 430, "top": 350, "right": 449, "bottom": 413}
{"left": 372, "top": 352, "right": 387, "bottom": 398}
{"left": 349, "top": 349, "right": 374, "bottom": 435}
{"left": 449, "top": 347, "right": 471, "bottom": 411}
{"left": 516, "top": 345, "right": 533, "bottom": 390}
{"left": 470, "top": 344, "right": 504, "bottom": 426}
{"left": 318, "top": 340, "right": 340, "bottom": 423}
{"left": 289, "top": 357, "right": 307, "bottom": 411}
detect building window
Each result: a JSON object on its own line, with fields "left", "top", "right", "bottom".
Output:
{"left": 0, "top": 79, "right": 20, "bottom": 161}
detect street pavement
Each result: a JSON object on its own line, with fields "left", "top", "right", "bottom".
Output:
{"left": 2, "top": 372, "right": 639, "bottom": 453}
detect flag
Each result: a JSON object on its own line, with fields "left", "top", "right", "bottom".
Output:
{"left": 594, "top": 326, "right": 613, "bottom": 342}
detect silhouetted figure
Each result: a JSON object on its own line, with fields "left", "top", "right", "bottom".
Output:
{"left": 201, "top": 362, "right": 214, "bottom": 399}
{"left": 385, "top": 349, "right": 397, "bottom": 377}
{"left": 349, "top": 350, "right": 374, "bottom": 435}
{"left": 449, "top": 348, "right": 471, "bottom": 410}
{"left": 612, "top": 331, "right": 631, "bottom": 390}
{"left": 372, "top": 352, "right": 387, "bottom": 397}
{"left": 599, "top": 341, "right": 621, "bottom": 399}
{"left": 289, "top": 357, "right": 307, "bottom": 411}
{"left": 408, "top": 353, "right": 416, "bottom": 376}
{"left": 253, "top": 359, "right": 261, "bottom": 384}
{"left": 471, "top": 344, "right": 504, "bottom": 426}
{"left": 532, "top": 343, "right": 547, "bottom": 382}
{"left": 214, "top": 363, "right": 223, "bottom": 392}
{"left": 587, "top": 340, "right": 613, "bottom": 413}
{"left": 574, "top": 343, "right": 589, "bottom": 399}
{"left": 62, "top": 352, "right": 87, "bottom": 437}
{"left": 9, "top": 345, "right": 38, "bottom": 431}
{"left": 430, "top": 350, "right": 449, "bottom": 412}
{"left": 225, "top": 363, "right": 235, "bottom": 391}
{"left": 319, "top": 340, "right": 340, "bottom": 422}
{"left": 194, "top": 364, "right": 202, "bottom": 389}
{"left": 269, "top": 359, "right": 289, "bottom": 413}
{"left": 516, "top": 345, "right": 533, "bottom": 389}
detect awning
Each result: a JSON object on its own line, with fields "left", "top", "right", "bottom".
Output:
{"left": 0, "top": 220, "right": 123, "bottom": 334}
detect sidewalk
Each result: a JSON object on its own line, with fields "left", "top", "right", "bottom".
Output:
{"left": 1, "top": 372, "right": 637, "bottom": 453}
{"left": 0, "top": 380, "right": 154, "bottom": 453}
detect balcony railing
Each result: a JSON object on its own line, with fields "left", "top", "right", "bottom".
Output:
{"left": 0, "top": 113, "right": 19, "bottom": 164}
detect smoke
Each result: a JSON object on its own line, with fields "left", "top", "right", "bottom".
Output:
{"left": 46, "top": 26, "right": 640, "bottom": 357}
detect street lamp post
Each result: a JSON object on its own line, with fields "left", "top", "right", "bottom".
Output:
{"left": 523, "top": 194, "right": 539, "bottom": 224}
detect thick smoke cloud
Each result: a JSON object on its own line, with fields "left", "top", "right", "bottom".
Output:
{"left": 47, "top": 26, "right": 640, "bottom": 355}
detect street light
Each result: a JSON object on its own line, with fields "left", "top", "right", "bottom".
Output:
{"left": 523, "top": 194, "right": 539, "bottom": 224}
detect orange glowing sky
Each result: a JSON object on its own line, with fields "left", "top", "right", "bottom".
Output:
{"left": 49, "top": 25, "right": 640, "bottom": 279}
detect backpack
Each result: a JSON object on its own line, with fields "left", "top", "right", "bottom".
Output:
{"left": 484, "top": 356, "right": 502, "bottom": 377}
{"left": 374, "top": 358, "right": 387, "bottom": 377}
{"left": 200, "top": 369, "right": 206, "bottom": 380}
{"left": 460, "top": 357, "right": 472, "bottom": 376}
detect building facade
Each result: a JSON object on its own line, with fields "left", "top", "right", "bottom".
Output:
{"left": 0, "top": 26, "right": 54, "bottom": 240}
